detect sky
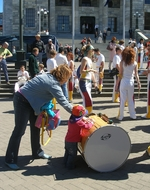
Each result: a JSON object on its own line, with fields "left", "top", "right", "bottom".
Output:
{"left": 0, "top": 0, "right": 3, "bottom": 12}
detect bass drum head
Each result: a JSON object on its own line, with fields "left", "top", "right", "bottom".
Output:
{"left": 84, "top": 125, "right": 131, "bottom": 172}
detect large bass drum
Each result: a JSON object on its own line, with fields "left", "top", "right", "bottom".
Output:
{"left": 78, "top": 115, "right": 131, "bottom": 172}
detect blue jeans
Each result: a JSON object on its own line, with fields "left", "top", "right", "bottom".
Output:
{"left": 5, "top": 92, "right": 42, "bottom": 164}
{"left": 0, "top": 59, "right": 9, "bottom": 82}
{"left": 61, "top": 82, "right": 68, "bottom": 100}
{"left": 64, "top": 141, "right": 78, "bottom": 169}
{"left": 38, "top": 52, "right": 43, "bottom": 63}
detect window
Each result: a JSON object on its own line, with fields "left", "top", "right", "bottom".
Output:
{"left": 79, "top": 0, "right": 98, "bottom": 7}
{"left": 57, "top": 16, "right": 70, "bottom": 32}
{"left": 108, "top": 0, "right": 120, "bottom": 8}
{"left": 55, "top": 0, "right": 71, "bottom": 6}
{"left": 145, "top": 0, "right": 150, "bottom": 4}
{"left": 26, "top": 8, "right": 35, "bottom": 27}
{"left": 144, "top": 12, "right": 150, "bottom": 30}
{"left": 108, "top": 17, "right": 117, "bottom": 32}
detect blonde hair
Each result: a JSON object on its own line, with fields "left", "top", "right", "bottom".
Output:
{"left": 50, "top": 64, "right": 72, "bottom": 82}
{"left": 39, "top": 63, "right": 44, "bottom": 69}
{"left": 49, "top": 49, "right": 57, "bottom": 58}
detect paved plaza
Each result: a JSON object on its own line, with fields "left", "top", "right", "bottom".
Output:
{"left": 0, "top": 95, "right": 150, "bottom": 190}
{"left": 0, "top": 34, "right": 150, "bottom": 190}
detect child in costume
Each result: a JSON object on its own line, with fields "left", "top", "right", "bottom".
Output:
{"left": 64, "top": 104, "right": 93, "bottom": 169}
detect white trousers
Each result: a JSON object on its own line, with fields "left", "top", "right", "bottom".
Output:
{"left": 119, "top": 79, "right": 136, "bottom": 119}
{"left": 14, "top": 80, "right": 26, "bottom": 92}
{"left": 139, "top": 52, "right": 144, "bottom": 69}
{"left": 112, "top": 75, "right": 117, "bottom": 102}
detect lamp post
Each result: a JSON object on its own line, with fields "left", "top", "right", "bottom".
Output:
{"left": 37, "top": 6, "right": 49, "bottom": 33}
{"left": 134, "top": 11, "right": 141, "bottom": 29}
{"left": 16, "top": 0, "right": 26, "bottom": 69}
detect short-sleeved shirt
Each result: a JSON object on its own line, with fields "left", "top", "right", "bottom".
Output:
{"left": 96, "top": 54, "right": 105, "bottom": 69}
{"left": 55, "top": 53, "right": 68, "bottom": 66}
{"left": 46, "top": 58, "right": 58, "bottom": 72}
{"left": 0, "top": 47, "right": 12, "bottom": 59}
{"left": 112, "top": 55, "right": 121, "bottom": 68}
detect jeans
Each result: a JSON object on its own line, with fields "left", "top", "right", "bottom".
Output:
{"left": 0, "top": 59, "right": 9, "bottom": 82}
{"left": 64, "top": 141, "right": 78, "bottom": 169}
{"left": 38, "top": 52, "right": 43, "bottom": 63}
{"left": 5, "top": 92, "right": 42, "bottom": 164}
{"left": 61, "top": 82, "right": 68, "bottom": 100}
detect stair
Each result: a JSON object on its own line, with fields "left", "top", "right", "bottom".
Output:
{"left": 0, "top": 64, "right": 148, "bottom": 98}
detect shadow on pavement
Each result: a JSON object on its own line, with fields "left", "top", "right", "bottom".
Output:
{"left": 0, "top": 142, "right": 150, "bottom": 181}
{"left": 3, "top": 110, "right": 14, "bottom": 114}
{"left": 130, "top": 125, "right": 150, "bottom": 134}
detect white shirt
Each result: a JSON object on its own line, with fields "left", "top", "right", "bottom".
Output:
{"left": 55, "top": 53, "right": 68, "bottom": 66}
{"left": 46, "top": 58, "right": 58, "bottom": 72}
{"left": 17, "top": 70, "right": 30, "bottom": 81}
{"left": 112, "top": 54, "right": 121, "bottom": 68}
{"left": 96, "top": 54, "right": 105, "bottom": 69}
{"left": 80, "top": 57, "right": 93, "bottom": 80}
{"left": 137, "top": 43, "right": 144, "bottom": 53}
{"left": 123, "top": 61, "right": 137, "bottom": 80}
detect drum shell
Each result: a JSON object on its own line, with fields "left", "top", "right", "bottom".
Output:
{"left": 79, "top": 115, "right": 108, "bottom": 151}
{"left": 78, "top": 115, "right": 131, "bottom": 172}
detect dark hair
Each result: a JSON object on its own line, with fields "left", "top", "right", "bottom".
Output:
{"left": 93, "top": 48, "right": 100, "bottom": 52}
{"left": 122, "top": 47, "right": 135, "bottom": 66}
{"left": 67, "top": 52, "right": 73, "bottom": 60}
{"left": 116, "top": 47, "right": 122, "bottom": 52}
{"left": 20, "top": 65, "right": 25, "bottom": 68}
{"left": 59, "top": 47, "right": 64, "bottom": 53}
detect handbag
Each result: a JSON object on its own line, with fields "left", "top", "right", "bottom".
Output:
{"left": 109, "top": 68, "right": 119, "bottom": 77}
{"left": 35, "top": 109, "right": 61, "bottom": 146}
{"left": 106, "top": 44, "right": 113, "bottom": 51}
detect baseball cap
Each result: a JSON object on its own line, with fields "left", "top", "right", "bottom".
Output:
{"left": 72, "top": 104, "right": 88, "bottom": 117}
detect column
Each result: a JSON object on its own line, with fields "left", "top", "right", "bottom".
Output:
{"left": 101, "top": 0, "right": 108, "bottom": 32}
{"left": 50, "top": 0, "right": 56, "bottom": 33}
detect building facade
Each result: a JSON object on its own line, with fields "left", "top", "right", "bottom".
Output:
{"left": 2, "top": 0, "right": 150, "bottom": 37}
{"left": 0, "top": 13, "right": 2, "bottom": 35}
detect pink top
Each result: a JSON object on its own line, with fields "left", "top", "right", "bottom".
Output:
{"left": 109, "top": 42, "right": 116, "bottom": 61}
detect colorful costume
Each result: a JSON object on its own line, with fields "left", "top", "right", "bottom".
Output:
{"left": 79, "top": 57, "right": 93, "bottom": 114}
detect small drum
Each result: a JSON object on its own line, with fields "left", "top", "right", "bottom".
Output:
{"left": 78, "top": 115, "right": 131, "bottom": 172}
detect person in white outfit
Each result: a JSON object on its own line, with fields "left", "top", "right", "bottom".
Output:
{"left": 112, "top": 47, "right": 122, "bottom": 102}
{"left": 93, "top": 48, "right": 105, "bottom": 94}
{"left": 46, "top": 50, "right": 58, "bottom": 72}
{"left": 55, "top": 47, "right": 68, "bottom": 100}
{"left": 137, "top": 38, "right": 144, "bottom": 69}
{"left": 116, "top": 47, "right": 141, "bottom": 120}
{"left": 14, "top": 65, "right": 30, "bottom": 92}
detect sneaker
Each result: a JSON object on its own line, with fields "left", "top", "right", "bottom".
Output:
{"left": 7, "top": 82, "right": 10, "bottom": 85}
{"left": 5, "top": 162, "right": 20, "bottom": 170}
{"left": 33, "top": 150, "right": 52, "bottom": 160}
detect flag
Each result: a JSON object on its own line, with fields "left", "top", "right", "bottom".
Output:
{"left": 104, "top": 0, "right": 110, "bottom": 6}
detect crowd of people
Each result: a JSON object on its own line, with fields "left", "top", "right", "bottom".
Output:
{"left": 1, "top": 32, "right": 150, "bottom": 171}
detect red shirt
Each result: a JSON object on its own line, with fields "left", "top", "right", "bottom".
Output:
{"left": 65, "top": 116, "right": 93, "bottom": 142}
